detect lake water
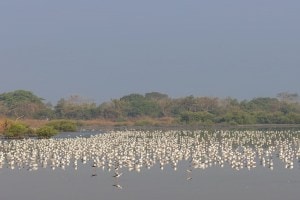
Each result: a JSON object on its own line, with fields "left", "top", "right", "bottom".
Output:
{"left": 1, "top": 129, "right": 300, "bottom": 200}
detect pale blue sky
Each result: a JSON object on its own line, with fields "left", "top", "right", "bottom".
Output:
{"left": 1, "top": 0, "right": 299, "bottom": 103}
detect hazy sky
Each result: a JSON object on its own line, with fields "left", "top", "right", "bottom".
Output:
{"left": 1, "top": 0, "right": 299, "bottom": 103}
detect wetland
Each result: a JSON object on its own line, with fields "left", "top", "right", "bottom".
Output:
{"left": 1, "top": 129, "right": 300, "bottom": 200}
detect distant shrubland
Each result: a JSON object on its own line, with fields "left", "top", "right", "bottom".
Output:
{"left": 0, "top": 118, "right": 77, "bottom": 138}
{"left": 1, "top": 90, "right": 300, "bottom": 133}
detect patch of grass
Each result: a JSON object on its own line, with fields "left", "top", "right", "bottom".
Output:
{"left": 134, "top": 120, "right": 154, "bottom": 126}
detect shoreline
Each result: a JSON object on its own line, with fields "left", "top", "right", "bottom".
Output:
{"left": 78, "top": 123, "right": 300, "bottom": 132}
{"left": 1, "top": 118, "right": 300, "bottom": 139}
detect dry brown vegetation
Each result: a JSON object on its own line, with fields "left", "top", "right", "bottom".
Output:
{"left": 0, "top": 118, "right": 6, "bottom": 133}
{"left": 20, "top": 119, "right": 49, "bottom": 128}
{"left": 0, "top": 117, "right": 177, "bottom": 135}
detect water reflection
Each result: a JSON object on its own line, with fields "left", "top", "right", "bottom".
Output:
{"left": 1, "top": 129, "right": 300, "bottom": 188}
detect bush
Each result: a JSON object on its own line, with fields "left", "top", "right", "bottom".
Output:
{"left": 46, "top": 120, "right": 77, "bottom": 132}
{"left": 180, "top": 111, "right": 214, "bottom": 124}
{"left": 36, "top": 126, "right": 58, "bottom": 138}
{"left": 4, "top": 122, "right": 29, "bottom": 138}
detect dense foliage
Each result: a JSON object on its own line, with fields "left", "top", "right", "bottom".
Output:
{"left": 0, "top": 120, "right": 33, "bottom": 138}
{"left": 36, "top": 126, "right": 58, "bottom": 138}
{"left": 0, "top": 90, "right": 52, "bottom": 119}
{"left": 46, "top": 120, "right": 78, "bottom": 132}
{"left": 1, "top": 90, "right": 300, "bottom": 125}
{"left": 0, "top": 119, "right": 76, "bottom": 138}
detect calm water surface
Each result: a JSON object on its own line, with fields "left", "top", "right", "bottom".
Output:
{"left": 1, "top": 129, "right": 300, "bottom": 200}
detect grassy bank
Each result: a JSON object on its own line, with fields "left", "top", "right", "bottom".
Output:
{"left": 2, "top": 117, "right": 300, "bottom": 139}
{"left": 0, "top": 118, "right": 79, "bottom": 138}
{"left": 0, "top": 117, "right": 176, "bottom": 137}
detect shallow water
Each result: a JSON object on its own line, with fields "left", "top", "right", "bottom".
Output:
{"left": 1, "top": 129, "right": 300, "bottom": 200}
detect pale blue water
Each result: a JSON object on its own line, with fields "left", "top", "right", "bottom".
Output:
{"left": 1, "top": 130, "right": 300, "bottom": 200}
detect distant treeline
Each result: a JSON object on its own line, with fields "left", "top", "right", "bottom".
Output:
{"left": 1, "top": 90, "right": 300, "bottom": 125}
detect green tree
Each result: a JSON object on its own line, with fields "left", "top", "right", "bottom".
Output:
{"left": 54, "top": 95, "right": 98, "bottom": 119}
{"left": 245, "top": 98, "right": 280, "bottom": 112}
{"left": 98, "top": 102, "right": 122, "bottom": 120}
{"left": 120, "top": 93, "right": 162, "bottom": 117}
{"left": 0, "top": 90, "right": 49, "bottom": 119}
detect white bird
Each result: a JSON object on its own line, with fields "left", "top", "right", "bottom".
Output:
{"left": 112, "top": 184, "right": 123, "bottom": 189}
{"left": 112, "top": 172, "right": 123, "bottom": 178}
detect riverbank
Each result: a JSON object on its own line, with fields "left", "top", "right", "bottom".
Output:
{"left": 3, "top": 118, "right": 300, "bottom": 129}
{"left": 1, "top": 117, "right": 300, "bottom": 138}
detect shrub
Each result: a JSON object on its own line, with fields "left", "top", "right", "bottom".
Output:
{"left": 46, "top": 120, "right": 77, "bottom": 132}
{"left": 36, "top": 126, "right": 58, "bottom": 138}
{"left": 4, "top": 122, "right": 29, "bottom": 138}
{"left": 180, "top": 111, "right": 214, "bottom": 124}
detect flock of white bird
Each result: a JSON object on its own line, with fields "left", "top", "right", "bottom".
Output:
{"left": 1, "top": 129, "right": 300, "bottom": 174}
